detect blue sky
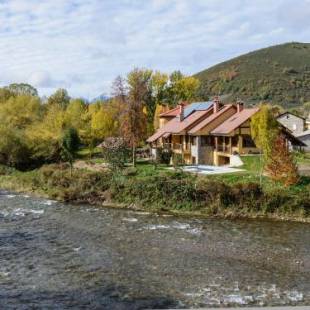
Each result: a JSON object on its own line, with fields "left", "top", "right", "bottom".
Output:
{"left": 0, "top": 0, "right": 309, "bottom": 99}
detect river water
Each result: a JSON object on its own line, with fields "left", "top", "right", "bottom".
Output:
{"left": 0, "top": 190, "right": 309, "bottom": 309}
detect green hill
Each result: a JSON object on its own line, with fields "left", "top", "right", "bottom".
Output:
{"left": 195, "top": 42, "right": 310, "bottom": 107}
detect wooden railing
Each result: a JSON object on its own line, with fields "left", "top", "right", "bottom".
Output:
{"left": 216, "top": 144, "right": 230, "bottom": 153}
{"left": 162, "top": 143, "right": 189, "bottom": 152}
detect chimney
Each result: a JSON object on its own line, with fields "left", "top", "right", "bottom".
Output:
{"left": 178, "top": 102, "right": 184, "bottom": 121}
{"left": 237, "top": 100, "right": 244, "bottom": 113}
{"left": 213, "top": 96, "right": 220, "bottom": 113}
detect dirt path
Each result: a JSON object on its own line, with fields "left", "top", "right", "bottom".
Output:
{"left": 73, "top": 160, "right": 108, "bottom": 172}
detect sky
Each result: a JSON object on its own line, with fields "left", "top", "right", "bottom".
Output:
{"left": 0, "top": 0, "right": 309, "bottom": 99}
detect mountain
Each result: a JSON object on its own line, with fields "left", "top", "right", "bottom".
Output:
{"left": 194, "top": 42, "right": 310, "bottom": 107}
{"left": 91, "top": 93, "right": 110, "bottom": 103}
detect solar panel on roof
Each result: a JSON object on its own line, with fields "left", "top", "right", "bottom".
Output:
{"left": 183, "top": 101, "right": 213, "bottom": 118}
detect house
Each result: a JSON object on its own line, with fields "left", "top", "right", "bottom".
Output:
{"left": 276, "top": 112, "right": 306, "bottom": 135}
{"left": 147, "top": 98, "right": 261, "bottom": 166}
{"left": 296, "top": 130, "right": 310, "bottom": 151}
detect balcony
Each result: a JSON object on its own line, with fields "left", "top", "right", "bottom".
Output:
{"left": 216, "top": 144, "right": 231, "bottom": 153}
{"left": 162, "top": 143, "right": 190, "bottom": 153}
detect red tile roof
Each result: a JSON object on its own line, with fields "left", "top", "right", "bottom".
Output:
{"left": 211, "top": 108, "right": 259, "bottom": 135}
{"left": 188, "top": 105, "right": 234, "bottom": 134}
{"left": 147, "top": 108, "right": 212, "bottom": 142}
{"left": 159, "top": 106, "right": 180, "bottom": 117}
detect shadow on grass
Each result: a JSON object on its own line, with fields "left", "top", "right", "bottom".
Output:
{"left": 298, "top": 176, "right": 310, "bottom": 186}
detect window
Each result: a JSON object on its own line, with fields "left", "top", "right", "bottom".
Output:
{"left": 191, "top": 136, "right": 196, "bottom": 146}
{"left": 242, "top": 135, "right": 256, "bottom": 147}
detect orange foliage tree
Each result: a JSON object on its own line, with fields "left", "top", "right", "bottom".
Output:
{"left": 265, "top": 135, "right": 299, "bottom": 186}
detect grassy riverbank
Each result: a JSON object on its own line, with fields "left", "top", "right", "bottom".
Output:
{"left": 0, "top": 159, "right": 309, "bottom": 222}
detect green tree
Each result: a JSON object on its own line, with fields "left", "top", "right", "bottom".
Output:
{"left": 6, "top": 83, "right": 38, "bottom": 96}
{"left": 251, "top": 105, "right": 279, "bottom": 184}
{"left": 303, "top": 101, "right": 310, "bottom": 116}
{"left": 60, "top": 127, "right": 80, "bottom": 175}
{"left": 48, "top": 88, "right": 70, "bottom": 110}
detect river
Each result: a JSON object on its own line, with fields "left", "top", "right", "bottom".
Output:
{"left": 0, "top": 190, "right": 309, "bottom": 309}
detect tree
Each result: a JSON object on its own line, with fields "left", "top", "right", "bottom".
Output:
{"left": 166, "top": 71, "right": 200, "bottom": 107}
{"left": 91, "top": 101, "right": 120, "bottom": 140}
{"left": 60, "top": 127, "right": 80, "bottom": 175}
{"left": 147, "top": 71, "right": 169, "bottom": 134}
{"left": 153, "top": 104, "right": 165, "bottom": 130}
{"left": 250, "top": 105, "right": 279, "bottom": 184}
{"left": 0, "top": 88, "right": 15, "bottom": 104}
{"left": 65, "top": 99, "right": 88, "bottom": 139}
{"left": 121, "top": 68, "right": 148, "bottom": 166}
{"left": 48, "top": 88, "right": 70, "bottom": 110}
{"left": 26, "top": 104, "right": 66, "bottom": 162}
{"left": 6, "top": 83, "right": 38, "bottom": 96}
{"left": 0, "top": 125, "right": 31, "bottom": 169}
{"left": 111, "top": 75, "right": 127, "bottom": 104}
{"left": 0, "top": 95, "right": 41, "bottom": 129}
{"left": 100, "top": 137, "right": 129, "bottom": 171}
{"left": 265, "top": 135, "right": 299, "bottom": 186}
{"left": 303, "top": 101, "right": 310, "bottom": 116}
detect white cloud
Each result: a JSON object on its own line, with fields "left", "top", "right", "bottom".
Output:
{"left": 0, "top": 0, "right": 308, "bottom": 98}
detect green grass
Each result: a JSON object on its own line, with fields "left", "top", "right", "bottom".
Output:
{"left": 295, "top": 151, "right": 310, "bottom": 165}
{"left": 77, "top": 147, "right": 102, "bottom": 159}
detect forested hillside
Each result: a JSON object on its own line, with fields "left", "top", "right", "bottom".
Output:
{"left": 195, "top": 42, "right": 310, "bottom": 107}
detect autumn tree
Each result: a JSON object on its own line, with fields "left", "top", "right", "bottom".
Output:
{"left": 265, "top": 135, "right": 299, "bottom": 186}
{"left": 121, "top": 68, "right": 148, "bottom": 166}
{"left": 153, "top": 104, "right": 165, "bottom": 130}
{"left": 48, "top": 88, "right": 70, "bottom": 110}
{"left": 91, "top": 100, "right": 120, "bottom": 140}
{"left": 26, "top": 104, "right": 66, "bottom": 162}
{"left": 166, "top": 71, "right": 200, "bottom": 107}
{"left": 111, "top": 75, "right": 127, "bottom": 104}
{"left": 65, "top": 98, "right": 88, "bottom": 141}
{"left": 0, "top": 94, "right": 40, "bottom": 168}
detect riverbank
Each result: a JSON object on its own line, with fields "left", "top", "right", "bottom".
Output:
{"left": 0, "top": 162, "right": 309, "bottom": 222}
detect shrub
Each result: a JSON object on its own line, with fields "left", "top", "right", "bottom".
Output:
{"left": 172, "top": 153, "right": 184, "bottom": 168}
{"left": 156, "top": 147, "right": 172, "bottom": 165}
{"left": 100, "top": 137, "right": 130, "bottom": 170}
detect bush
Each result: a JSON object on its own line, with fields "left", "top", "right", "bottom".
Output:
{"left": 100, "top": 137, "right": 130, "bottom": 170}
{"left": 156, "top": 147, "right": 172, "bottom": 165}
{"left": 172, "top": 153, "right": 184, "bottom": 168}
{"left": 38, "top": 164, "right": 112, "bottom": 202}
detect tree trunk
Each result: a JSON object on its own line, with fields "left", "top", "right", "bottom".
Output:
{"left": 259, "top": 152, "right": 263, "bottom": 186}
{"left": 132, "top": 145, "right": 136, "bottom": 167}
{"left": 70, "top": 161, "right": 73, "bottom": 177}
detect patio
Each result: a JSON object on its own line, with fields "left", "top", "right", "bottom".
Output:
{"left": 175, "top": 165, "right": 244, "bottom": 175}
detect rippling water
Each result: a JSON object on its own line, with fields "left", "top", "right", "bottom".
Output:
{"left": 0, "top": 190, "right": 309, "bottom": 309}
